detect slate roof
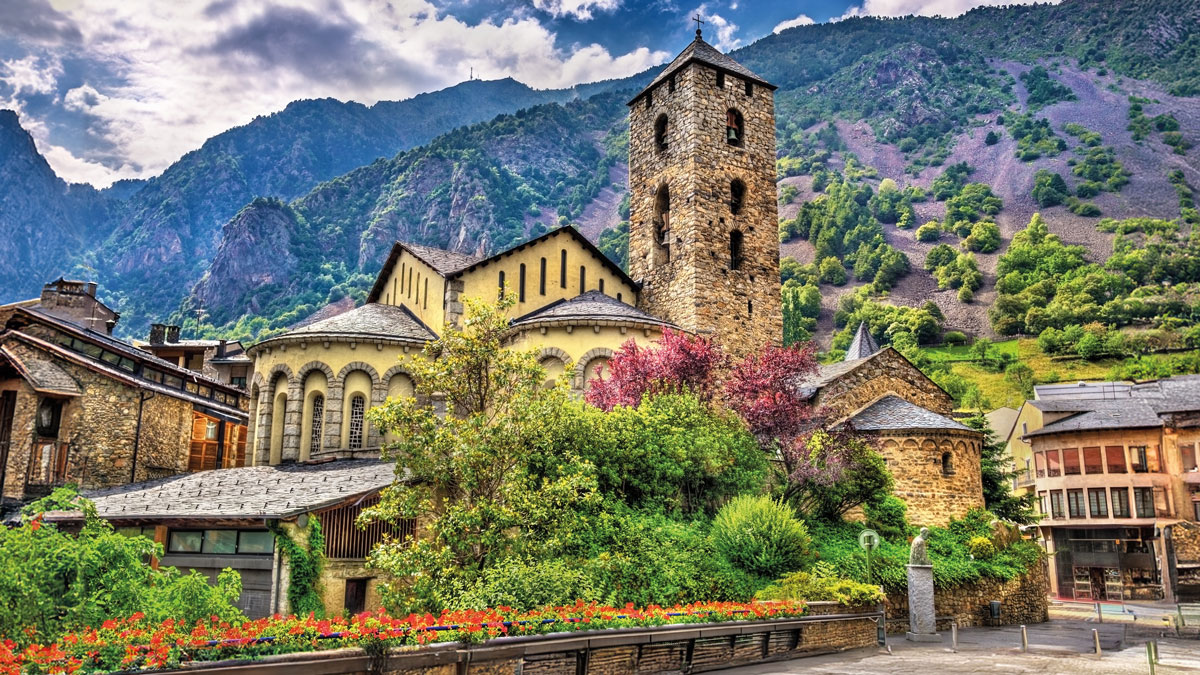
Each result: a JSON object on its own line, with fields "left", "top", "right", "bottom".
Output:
{"left": 844, "top": 322, "right": 880, "bottom": 361}
{"left": 632, "top": 33, "right": 775, "bottom": 103}
{"left": 44, "top": 460, "right": 396, "bottom": 522}
{"left": 404, "top": 242, "right": 483, "bottom": 276}
{"left": 0, "top": 342, "right": 81, "bottom": 396}
{"left": 795, "top": 357, "right": 865, "bottom": 398}
{"left": 268, "top": 303, "right": 437, "bottom": 344}
{"left": 1033, "top": 381, "right": 1131, "bottom": 401}
{"left": 1024, "top": 399, "right": 1165, "bottom": 438}
{"left": 848, "top": 395, "right": 975, "bottom": 432}
{"left": 1134, "top": 375, "right": 1200, "bottom": 414}
{"left": 511, "top": 291, "right": 674, "bottom": 328}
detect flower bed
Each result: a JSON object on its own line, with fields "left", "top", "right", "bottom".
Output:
{"left": 1, "top": 600, "right": 808, "bottom": 675}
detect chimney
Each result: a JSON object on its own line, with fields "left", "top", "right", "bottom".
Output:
{"left": 217, "top": 339, "right": 227, "bottom": 357}
{"left": 85, "top": 282, "right": 97, "bottom": 297}
{"left": 149, "top": 323, "right": 166, "bottom": 345}
{"left": 166, "top": 325, "right": 181, "bottom": 343}
{"left": 105, "top": 319, "right": 117, "bottom": 335}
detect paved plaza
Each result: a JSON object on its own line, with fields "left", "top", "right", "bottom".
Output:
{"left": 721, "top": 620, "right": 1200, "bottom": 674}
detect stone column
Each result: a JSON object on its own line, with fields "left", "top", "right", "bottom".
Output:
{"left": 281, "top": 382, "right": 303, "bottom": 462}
{"left": 324, "top": 385, "right": 344, "bottom": 451}
{"left": 906, "top": 564, "right": 939, "bottom": 642}
{"left": 368, "top": 383, "right": 388, "bottom": 450}
{"left": 253, "top": 389, "right": 273, "bottom": 466}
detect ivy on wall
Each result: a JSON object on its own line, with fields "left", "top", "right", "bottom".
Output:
{"left": 271, "top": 516, "right": 326, "bottom": 617}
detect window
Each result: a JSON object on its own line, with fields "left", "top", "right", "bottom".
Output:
{"left": 498, "top": 271, "right": 506, "bottom": 299}
{"left": 617, "top": 292, "right": 623, "bottom": 302}
{"left": 310, "top": 395, "right": 324, "bottom": 452}
{"left": 1088, "top": 488, "right": 1108, "bottom": 518}
{"left": 540, "top": 257, "right": 547, "bottom": 295}
{"left": 654, "top": 114, "right": 668, "bottom": 151}
{"left": 1067, "top": 489, "right": 1085, "bottom": 518}
{"left": 745, "top": 80, "right": 753, "bottom": 96}
{"left": 645, "top": 90, "right": 652, "bottom": 108}
{"left": 392, "top": 279, "right": 397, "bottom": 305}
{"left": 653, "top": 184, "right": 671, "bottom": 263}
{"left": 942, "top": 451, "right": 954, "bottom": 476}
{"left": 1050, "top": 490, "right": 1064, "bottom": 519}
{"left": 748, "top": 299, "right": 753, "bottom": 317}
{"left": 424, "top": 278, "right": 428, "bottom": 310}
{"left": 1063, "top": 448, "right": 1080, "bottom": 475}
{"left": 716, "top": 71, "right": 725, "bottom": 88}
{"left": 726, "top": 109, "right": 744, "bottom": 146}
{"left": 348, "top": 395, "right": 366, "bottom": 450}
{"left": 669, "top": 76, "right": 675, "bottom": 93}
{"left": 1111, "top": 487, "right": 1131, "bottom": 518}
{"left": 168, "top": 531, "right": 202, "bottom": 553}
{"left": 730, "top": 179, "right": 746, "bottom": 215}
{"left": 1131, "top": 446, "right": 1150, "bottom": 473}
{"left": 238, "top": 530, "right": 273, "bottom": 554}
{"left": 1046, "top": 448, "right": 1061, "bottom": 477}
{"left": 1083, "top": 447, "right": 1103, "bottom": 474}
{"left": 204, "top": 530, "right": 238, "bottom": 554}
{"left": 560, "top": 250, "right": 567, "bottom": 288}
{"left": 729, "top": 230, "right": 744, "bottom": 270}
{"left": 1034, "top": 452, "right": 1045, "bottom": 478}
{"left": 1183, "top": 443, "right": 1197, "bottom": 472}
{"left": 598, "top": 278, "right": 605, "bottom": 294}
{"left": 407, "top": 268, "right": 413, "bottom": 297}
{"left": 1038, "top": 491, "right": 1047, "bottom": 517}
{"left": 400, "top": 262, "right": 406, "bottom": 294}
{"left": 168, "top": 530, "right": 272, "bottom": 555}
{"left": 519, "top": 263, "right": 527, "bottom": 302}
{"left": 1133, "top": 487, "right": 1154, "bottom": 518}
{"left": 1105, "top": 446, "right": 1127, "bottom": 473}
{"left": 35, "top": 399, "right": 63, "bottom": 437}
{"left": 579, "top": 266, "right": 586, "bottom": 292}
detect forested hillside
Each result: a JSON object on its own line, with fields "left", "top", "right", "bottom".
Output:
{"left": 1, "top": 0, "right": 1197, "bottom": 345}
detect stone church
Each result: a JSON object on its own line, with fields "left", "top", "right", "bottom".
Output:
{"left": 245, "top": 32, "right": 982, "bottom": 525}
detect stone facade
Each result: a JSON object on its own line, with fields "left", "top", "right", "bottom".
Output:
{"left": 870, "top": 428, "right": 985, "bottom": 526}
{"left": 1, "top": 340, "right": 195, "bottom": 501}
{"left": 884, "top": 563, "right": 1050, "bottom": 634}
{"left": 627, "top": 43, "right": 782, "bottom": 358}
{"left": 814, "top": 349, "right": 955, "bottom": 419}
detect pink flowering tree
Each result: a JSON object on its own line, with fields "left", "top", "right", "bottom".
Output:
{"left": 585, "top": 328, "right": 728, "bottom": 410}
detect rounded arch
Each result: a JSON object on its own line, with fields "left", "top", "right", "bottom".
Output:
{"left": 538, "top": 347, "right": 572, "bottom": 388}
{"left": 537, "top": 346, "right": 573, "bottom": 366}
{"left": 296, "top": 360, "right": 335, "bottom": 382}
{"left": 335, "top": 361, "right": 380, "bottom": 387}
{"left": 654, "top": 113, "right": 669, "bottom": 151}
{"left": 574, "top": 347, "right": 614, "bottom": 391}
{"left": 725, "top": 108, "right": 744, "bottom": 147}
{"left": 264, "top": 363, "right": 295, "bottom": 389}
{"left": 299, "top": 368, "right": 330, "bottom": 462}
{"left": 381, "top": 364, "right": 415, "bottom": 385}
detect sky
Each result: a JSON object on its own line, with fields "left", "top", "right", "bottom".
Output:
{"left": 0, "top": 0, "right": 1050, "bottom": 188}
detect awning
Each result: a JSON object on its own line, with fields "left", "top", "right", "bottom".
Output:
{"left": 0, "top": 343, "right": 81, "bottom": 396}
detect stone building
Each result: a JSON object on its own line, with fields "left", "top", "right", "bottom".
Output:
{"left": 139, "top": 324, "right": 251, "bottom": 389}
{"left": 627, "top": 29, "right": 782, "bottom": 358}
{"left": 1017, "top": 374, "right": 1200, "bottom": 602}
{"left": 799, "top": 324, "right": 985, "bottom": 526}
{"left": 0, "top": 282, "right": 249, "bottom": 506}
{"left": 44, "top": 460, "right": 402, "bottom": 618}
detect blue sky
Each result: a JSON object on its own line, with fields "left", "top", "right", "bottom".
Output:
{"left": 0, "top": 0, "right": 1041, "bottom": 187}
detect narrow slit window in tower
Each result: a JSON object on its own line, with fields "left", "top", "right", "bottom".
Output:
{"left": 560, "top": 249, "right": 567, "bottom": 288}
{"left": 540, "top": 257, "right": 547, "bottom": 295}
{"left": 654, "top": 114, "right": 669, "bottom": 151}
{"left": 519, "top": 263, "right": 526, "bottom": 302}
{"left": 653, "top": 184, "right": 671, "bottom": 263}
{"left": 729, "top": 230, "right": 744, "bottom": 270}
{"left": 579, "top": 266, "right": 586, "bottom": 292}
{"left": 716, "top": 71, "right": 725, "bottom": 88}
{"left": 498, "top": 271, "right": 505, "bottom": 299}
{"left": 730, "top": 179, "right": 745, "bottom": 215}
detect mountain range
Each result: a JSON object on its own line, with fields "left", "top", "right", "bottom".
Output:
{"left": 1, "top": 0, "right": 1197, "bottom": 343}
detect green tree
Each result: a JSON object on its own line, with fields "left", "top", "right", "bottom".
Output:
{"left": 364, "top": 294, "right": 600, "bottom": 612}
{"left": 962, "top": 417, "right": 1038, "bottom": 524}
{"left": 1004, "top": 362, "right": 1036, "bottom": 400}
{"left": 819, "top": 256, "right": 847, "bottom": 285}
{"left": 1032, "top": 170, "right": 1069, "bottom": 207}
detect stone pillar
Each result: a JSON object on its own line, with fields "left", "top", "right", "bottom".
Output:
{"left": 368, "top": 383, "right": 388, "bottom": 450}
{"left": 324, "top": 385, "right": 344, "bottom": 451}
{"left": 281, "top": 382, "right": 303, "bottom": 462}
{"left": 253, "top": 389, "right": 273, "bottom": 466}
{"left": 906, "top": 564, "right": 939, "bottom": 642}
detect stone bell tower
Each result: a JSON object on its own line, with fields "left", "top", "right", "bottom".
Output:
{"left": 627, "top": 28, "right": 782, "bottom": 357}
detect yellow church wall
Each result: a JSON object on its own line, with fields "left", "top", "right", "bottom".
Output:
{"left": 378, "top": 250, "right": 447, "bottom": 331}
{"left": 508, "top": 322, "right": 664, "bottom": 390}
{"left": 458, "top": 230, "right": 638, "bottom": 321}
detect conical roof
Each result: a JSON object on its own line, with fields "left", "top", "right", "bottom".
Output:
{"left": 844, "top": 322, "right": 880, "bottom": 361}
{"left": 630, "top": 30, "right": 775, "bottom": 104}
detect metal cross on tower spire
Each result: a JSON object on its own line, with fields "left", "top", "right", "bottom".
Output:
{"left": 693, "top": 14, "right": 705, "bottom": 38}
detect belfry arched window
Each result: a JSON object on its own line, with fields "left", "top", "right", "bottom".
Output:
{"left": 729, "top": 230, "right": 744, "bottom": 270}
{"left": 726, "top": 109, "right": 744, "bottom": 147}
{"left": 942, "top": 451, "right": 955, "bottom": 476}
{"left": 653, "top": 184, "right": 671, "bottom": 263}
{"left": 654, "top": 114, "right": 669, "bottom": 151}
{"left": 730, "top": 179, "right": 746, "bottom": 215}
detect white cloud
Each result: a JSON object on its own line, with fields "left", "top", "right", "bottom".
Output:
{"left": 4, "top": 0, "right": 667, "bottom": 187}
{"left": 839, "top": 0, "right": 1060, "bottom": 20}
{"left": 693, "top": 4, "right": 740, "bottom": 51}
{"left": 532, "top": 0, "right": 621, "bottom": 20}
{"left": 772, "top": 14, "right": 814, "bottom": 33}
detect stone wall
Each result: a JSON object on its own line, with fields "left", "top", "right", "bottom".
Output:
{"left": 883, "top": 564, "right": 1049, "bottom": 634}
{"left": 871, "top": 428, "right": 985, "bottom": 526}
{"left": 815, "top": 349, "right": 955, "bottom": 419}
{"left": 320, "top": 560, "right": 386, "bottom": 616}
{"left": 154, "top": 605, "right": 881, "bottom": 675}
{"left": 628, "top": 48, "right": 782, "bottom": 358}
{"left": 1175, "top": 521, "right": 1200, "bottom": 564}
{"left": 1, "top": 341, "right": 195, "bottom": 500}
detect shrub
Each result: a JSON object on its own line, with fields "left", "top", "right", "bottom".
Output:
{"left": 864, "top": 495, "right": 910, "bottom": 542}
{"left": 985, "top": 131, "right": 999, "bottom": 145}
{"left": 452, "top": 557, "right": 599, "bottom": 611}
{"left": 958, "top": 286, "right": 974, "bottom": 303}
{"left": 963, "top": 221, "right": 1001, "bottom": 253}
{"left": 712, "top": 496, "right": 815, "bottom": 578}
{"left": 756, "top": 563, "right": 884, "bottom": 606}
{"left": 967, "top": 536, "right": 996, "bottom": 559}
{"left": 819, "top": 256, "right": 847, "bottom": 285}
{"left": 943, "top": 331, "right": 967, "bottom": 345}
{"left": 916, "top": 222, "right": 940, "bottom": 242}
